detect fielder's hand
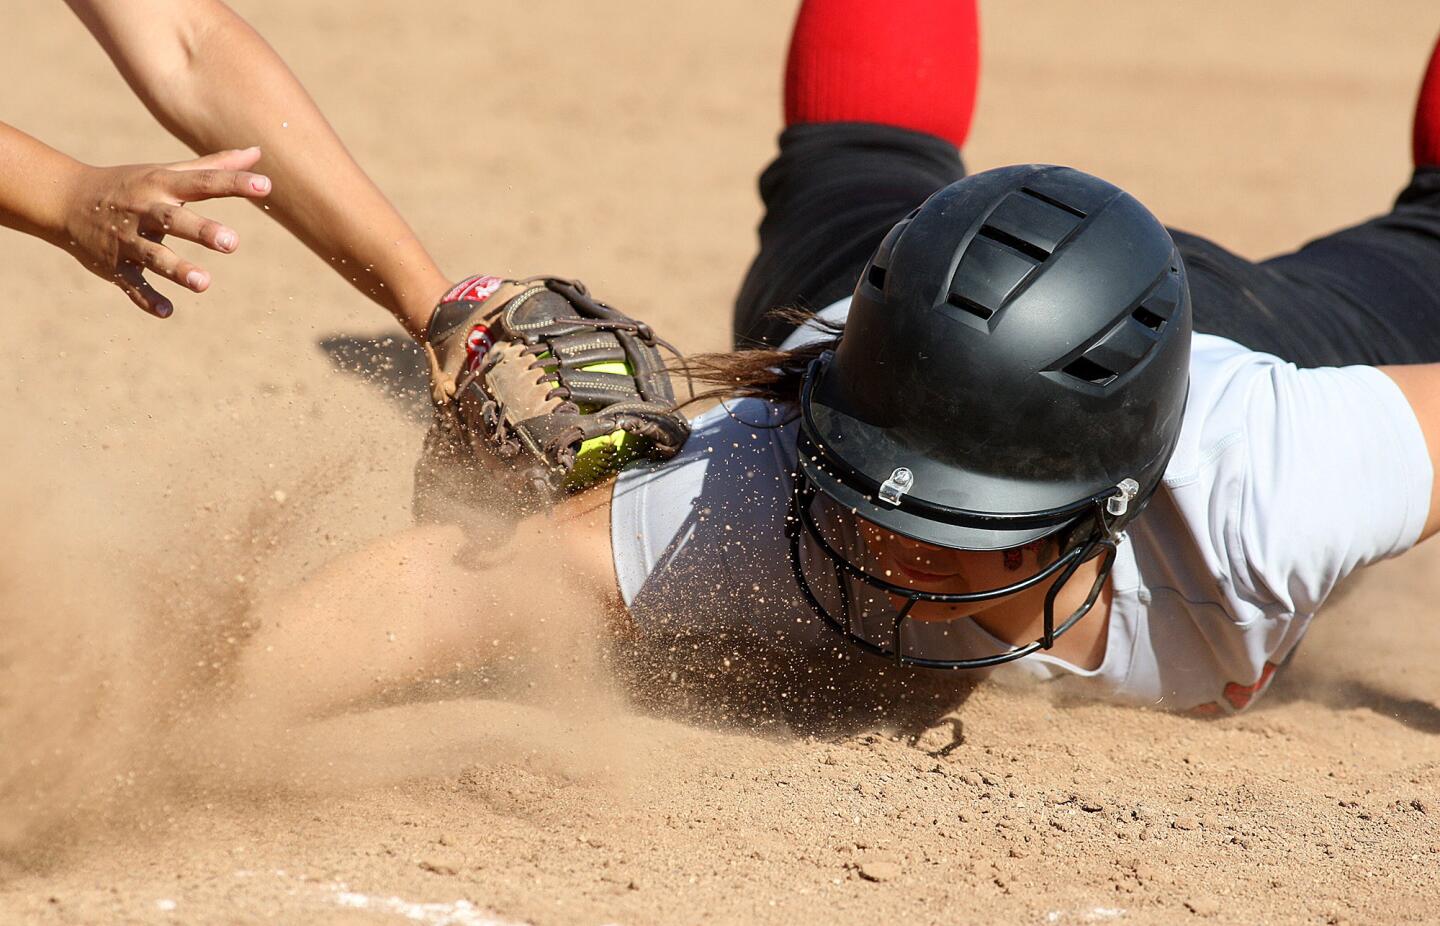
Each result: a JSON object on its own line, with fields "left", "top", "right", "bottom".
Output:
{"left": 57, "top": 147, "right": 271, "bottom": 318}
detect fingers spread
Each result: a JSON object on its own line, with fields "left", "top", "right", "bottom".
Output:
{"left": 146, "top": 203, "right": 239, "bottom": 253}
{"left": 131, "top": 239, "right": 209, "bottom": 294}
{"left": 164, "top": 166, "right": 271, "bottom": 203}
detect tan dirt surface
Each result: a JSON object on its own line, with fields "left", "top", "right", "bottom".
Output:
{"left": 4, "top": 2, "right": 1440, "bottom": 924}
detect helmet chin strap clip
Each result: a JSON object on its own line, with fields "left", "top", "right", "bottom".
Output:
{"left": 1106, "top": 478, "right": 1141, "bottom": 517}
{"left": 878, "top": 467, "right": 914, "bottom": 506}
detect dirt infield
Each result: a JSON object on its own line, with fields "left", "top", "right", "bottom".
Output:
{"left": 3, "top": 1, "right": 1440, "bottom": 923}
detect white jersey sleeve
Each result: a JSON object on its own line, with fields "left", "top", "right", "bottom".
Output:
{"left": 1197, "top": 340, "right": 1432, "bottom": 616}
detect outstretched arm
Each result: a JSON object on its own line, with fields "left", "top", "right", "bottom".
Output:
{"left": 65, "top": 0, "right": 451, "bottom": 335}
{"left": 229, "top": 494, "right": 620, "bottom": 727}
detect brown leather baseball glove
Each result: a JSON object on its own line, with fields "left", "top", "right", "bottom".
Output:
{"left": 417, "top": 274, "right": 691, "bottom": 514}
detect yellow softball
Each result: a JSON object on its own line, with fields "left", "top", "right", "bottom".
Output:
{"left": 557, "top": 359, "right": 644, "bottom": 489}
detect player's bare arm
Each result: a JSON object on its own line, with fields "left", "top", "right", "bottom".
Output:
{"left": 63, "top": 0, "right": 452, "bottom": 333}
{"left": 228, "top": 491, "right": 619, "bottom": 729}
{"left": 1381, "top": 363, "right": 1440, "bottom": 540}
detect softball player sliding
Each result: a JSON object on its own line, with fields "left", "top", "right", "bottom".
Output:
{"left": 15, "top": 1, "right": 1440, "bottom": 722}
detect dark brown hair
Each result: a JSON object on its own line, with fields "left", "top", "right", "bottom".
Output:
{"left": 676, "top": 307, "right": 843, "bottom": 409}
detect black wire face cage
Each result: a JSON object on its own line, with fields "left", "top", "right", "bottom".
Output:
{"left": 785, "top": 474, "right": 1121, "bottom": 671}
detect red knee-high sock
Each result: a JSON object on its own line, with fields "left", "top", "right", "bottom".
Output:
{"left": 783, "top": 0, "right": 979, "bottom": 149}
{"left": 1414, "top": 32, "right": 1440, "bottom": 167}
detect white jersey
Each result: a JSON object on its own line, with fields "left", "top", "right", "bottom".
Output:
{"left": 611, "top": 300, "right": 1432, "bottom": 713}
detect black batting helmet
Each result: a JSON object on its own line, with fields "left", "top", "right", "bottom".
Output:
{"left": 788, "top": 164, "right": 1191, "bottom": 669}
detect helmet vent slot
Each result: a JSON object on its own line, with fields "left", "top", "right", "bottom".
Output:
{"left": 977, "top": 224, "right": 1050, "bottom": 263}
{"left": 1132, "top": 306, "right": 1165, "bottom": 331}
{"left": 946, "top": 235, "right": 1037, "bottom": 321}
{"left": 867, "top": 262, "right": 887, "bottom": 292}
{"left": 946, "top": 291, "right": 996, "bottom": 320}
{"left": 1062, "top": 356, "right": 1117, "bottom": 386}
{"left": 983, "top": 190, "right": 1085, "bottom": 259}
{"left": 1019, "top": 186, "right": 1087, "bottom": 219}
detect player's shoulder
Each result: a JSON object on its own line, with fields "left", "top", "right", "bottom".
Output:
{"left": 1166, "top": 334, "right": 1288, "bottom": 482}
{"left": 613, "top": 397, "right": 797, "bottom": 534}
{"left": 673, "top": 398, "right": 799, "bottom": 478}
{"left": 1185, "top": 332, "right": 1282, "bottom": 390}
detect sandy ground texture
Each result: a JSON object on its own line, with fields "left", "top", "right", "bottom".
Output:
{"left": 4, "top": 1, "right": 1440, "bottom": 924}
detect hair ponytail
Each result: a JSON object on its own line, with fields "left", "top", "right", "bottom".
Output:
{"left": 675, "top": 307, "right": 842, "bottom": 408}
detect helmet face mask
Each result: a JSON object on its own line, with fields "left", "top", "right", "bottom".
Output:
{"left": 786, "top": 165, "right": 1191, "bottom": 670}
{"left": 787, "top": 453, "right": 1121, "bottom": 670}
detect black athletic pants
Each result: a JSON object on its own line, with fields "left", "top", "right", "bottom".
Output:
{"left": 734, "top": 122, "right": 1440, "bottom": 368}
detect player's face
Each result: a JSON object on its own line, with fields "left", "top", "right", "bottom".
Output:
{"left": 853, "top": 517, "right": 1046, "bottom": 620}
